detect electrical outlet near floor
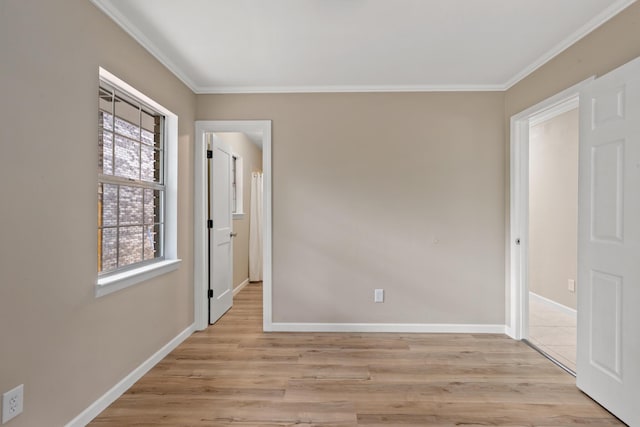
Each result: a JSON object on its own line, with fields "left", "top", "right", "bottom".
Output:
{"left": 568, "top": 279, "right": 576, "bottom": 293}
{"left": 374, "top": 289, "right": 384, "bottom": 303}
{"left": 2, "top": 384, "right": 23, "bottom": 424}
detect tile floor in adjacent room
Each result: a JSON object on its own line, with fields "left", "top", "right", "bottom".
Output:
{"left": 528, "top": 292, "right": 577, "bottom": 372}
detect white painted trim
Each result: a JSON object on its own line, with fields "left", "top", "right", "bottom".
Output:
{"left": 528, "top": 97, "right": 580, "bottom": 127}
{"left": 233, "top": 278, "right": 250, "bottom": 296}
{"left": 529, "top": 291, "right": 577, "bottom": 318}
{"left": 64, "top": 323, "right": 195, "bottom": 427}
{"left": 193, "top": 123, "right": 208, "bottom": 331}
{"left": 508, "top": 76, "right": 594, "bottom": 341}
{"left": 193, "top": 84, "right": 506, "bottom": 94}
{"left": 269, "top": 323, "right": 506, "bottom": 334}
{"left": 96, "top": 259, "right": 181, "bottom": 298}
{"left": 194, "top": 121, "right": 272, "bottom": 332}
{"left": 90, "top": 0, "right": 199, "bottom": 92}
{"left": 503, "top": 0, "right": 636, "bottom": 89}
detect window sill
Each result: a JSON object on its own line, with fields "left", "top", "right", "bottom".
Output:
{"left": 232, "top": 212, "right": 245, "bottom": 220}
{"left": 95, "top": 259, "right": 182, "bottom": 298}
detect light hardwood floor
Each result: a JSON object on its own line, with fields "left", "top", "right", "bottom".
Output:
{"left": 90, "top": 284, "right": 623, "bottom": 426}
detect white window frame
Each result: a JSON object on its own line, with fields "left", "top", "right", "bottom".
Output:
{"left": 231, "top": 153, "right": 244, "bottom": 219}
{"left": 96, "top": 67, "right": 181, "bottom": 297}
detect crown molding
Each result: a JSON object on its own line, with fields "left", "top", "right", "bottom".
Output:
{"left": 503, "top": 0, "right": 636, "bottom": 90}
{"left": 90, "top": 0, "right": 199, "bottom": 93}
{"left": 193, "top": 84, "right": 506, "bottom": 94}
{"left": 92, "top": 0, "right": 636, "bottom": 95}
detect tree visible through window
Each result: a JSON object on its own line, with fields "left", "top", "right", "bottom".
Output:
{"left": 98, "top": 83, "right": 165, "bottom": 274}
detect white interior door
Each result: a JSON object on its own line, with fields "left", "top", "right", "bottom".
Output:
{"left": 577, "top": 56, "right": 640, "bottom": 426}
{"left": 208, "top": 135, "right": 233, "bottom": 324}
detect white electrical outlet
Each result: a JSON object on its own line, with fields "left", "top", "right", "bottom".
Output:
{"left": 2, "top": 384, "right": 23, "bottom": 424}
{"left": 374, "top": 289, "right": 384, "bottom": 303}
{"left": 568, "top": 279, "right": 576, "bottom": 293}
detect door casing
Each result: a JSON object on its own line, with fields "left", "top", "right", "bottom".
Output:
{"left": 507, "top": 77, "right": 593, "bottom": 340}
{"left": 194, "top": 120, "right": 272, "bottom": 331}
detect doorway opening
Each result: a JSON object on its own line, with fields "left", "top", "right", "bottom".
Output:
{"left": 214, "top": 132, "right": 264, "bottom": 294}
{"left": 507, "top": 77, "right": 593, "bottom": 373}
{"left": 194, "top": 120, "right": 272, "bottom": 332}
{"left": 526, "top": 104, "right": 579, "bottom": 374}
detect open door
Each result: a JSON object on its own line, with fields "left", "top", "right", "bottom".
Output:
{"left": 208, "top": 135, "right": 233, "bottom": 324}
{"left": 577, "top": 56, "right": 640, "bottom": 426}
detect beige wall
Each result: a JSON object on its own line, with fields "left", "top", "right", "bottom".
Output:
{"left": 0, "top": 1, "right": 195, "bottom": 426}
{"left": 505, "top": 1, "right": 640, "bottom": 320}
{"left": 215, "top": 132, "right": 263, "bottom": 288}
{"left": 528, "top": 109, "right": 578, "bottom": 310}
{"left": 197, "top": 92, "right": 506, "bottom": 324}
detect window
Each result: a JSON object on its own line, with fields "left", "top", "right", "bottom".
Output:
{"left": 96, "top": 68, "right": 179, "bottom": 297}
{"left": 231, "top": 154, "right": 243, "bottom": 218}
{"left": 98, "top": 83, "right": 164, "bottom": 273}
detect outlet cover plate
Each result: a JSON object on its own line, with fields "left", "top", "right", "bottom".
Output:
{"left": 374, "top": 289, "right": 384, "bottom": 303}
{"left": 2, "top": 384, "right": 24, "bottom": 424}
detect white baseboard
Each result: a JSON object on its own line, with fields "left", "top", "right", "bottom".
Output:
{"left": 233, "top": 278, "right": 250, "bottom": 296}
{"left": 65, "top": 323, "right": 195, "bottom": 427}
{"left": 267, "top": 322, "right": 506, "bottom": 334}
{"left": 529, "top": 291, "right": 577, "bottom": 318}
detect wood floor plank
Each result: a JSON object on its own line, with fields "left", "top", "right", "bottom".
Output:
{"left": 90, "top": 283, "right": 625, "bottom": 426}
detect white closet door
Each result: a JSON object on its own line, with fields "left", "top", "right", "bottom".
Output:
{"left": 577, "top": 56, "right": 640, "bottom": 427}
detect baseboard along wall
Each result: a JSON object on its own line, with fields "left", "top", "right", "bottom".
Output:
{"left": 529, "top": 291, "right": 577, "bottom": 318}
{"left": 65, "top": 323, "right": 195, "bottom": 427}
{"left": 268, "top": 322, "right": 506, "bottom": 334}
{"left": 233, "top": 278, "right": 250, "bottom": 296}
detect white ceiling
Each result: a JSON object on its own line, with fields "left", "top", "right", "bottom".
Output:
{"left": 92, "top": 0, "right": 635, "bottom": 94}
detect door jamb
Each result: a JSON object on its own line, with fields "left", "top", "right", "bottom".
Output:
{"left": 507, "top": 78, "right": 593, "bottom": 340}
{"left": 194, "top": 120, "right": 272, "bottom": 331}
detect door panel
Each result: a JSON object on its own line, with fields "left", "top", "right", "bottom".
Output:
{"left": 208, "top": 135, "right": 233, "bottom": 324}
{"left": 577, "top": 56, "right": 640, "bottom": 427}
{"left": 590, "top": 140, "right": 624, "bottom": 242}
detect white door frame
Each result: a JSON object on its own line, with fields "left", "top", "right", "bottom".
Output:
{"left": 194, "top": 120, "right": 272, "bottom": 331}
{"left": 507, "top": 78, "right": 592, "bottom": 340}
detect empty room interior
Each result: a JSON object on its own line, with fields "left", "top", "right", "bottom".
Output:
{"left": 1, "top": 0, "right": 640, "bottom": 426}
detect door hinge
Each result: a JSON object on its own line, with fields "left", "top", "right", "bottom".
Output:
{"left": 206, "top": 150, "right": 213, "bottom": 159}
{"left": 207, "top": 219, "right": 213, "bottom": 229}
{"left": 208, "top": 289, "right": 213, "bottom": 298}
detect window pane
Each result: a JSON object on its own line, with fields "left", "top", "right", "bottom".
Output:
{"left": 119, "top": 186, "right": 143, "bottom": 225}
{"left": 141, "top": 128, "right": 155, "bottom": 146}
{"left": 100, "top": 183, "right": 118, "bottom": 227}
{"left": 101, "top": 227, "right": 118, "bottom": 272}
{"left": 114, "top": 94, "right": 140, "bottom": 130}
{"left": 100, "top": 112, "right": 113, "bottom": 133}
{"left": 114, "top": 117, "right": 140, "bottom": 141}
{"left": 99, "top": 88, "right": 113, "bottom": 130}
{"left": 118, "top": 226, "right": 143, "bottom": 267}
{"left": 144, "top": 224, "right": 160, "bottom": 260}
{"left": 141, "top": 145, "right": 161, "bottom": 182}
{"left": 114, "top": 135, "right": 140, "bottom": 180}
{"left": 99, "top": 129, "right": 113, "bottom": 175}
{"left": 141, "top": 110, "right": 156, "bottom": 132}
{"left": 143, "top": 189, "right": 160, "bottom": 224}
